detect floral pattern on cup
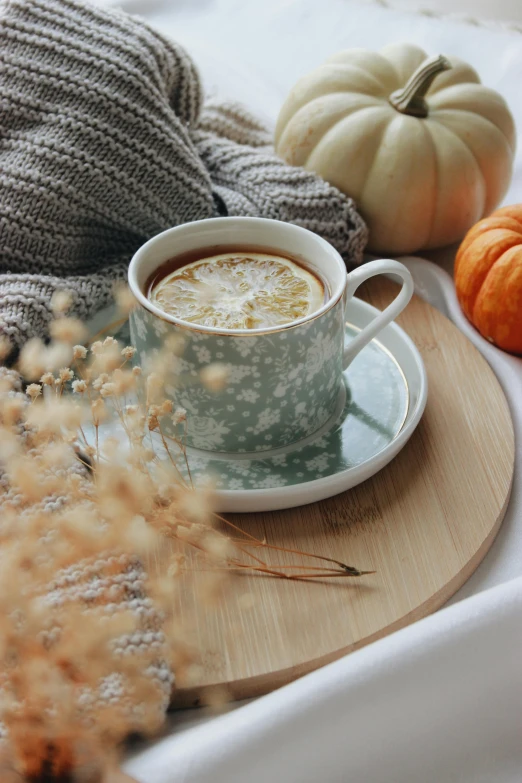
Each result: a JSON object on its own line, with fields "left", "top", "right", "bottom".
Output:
{"left": 130, "top": 302, "right": 345, "bottom": 453}
{"left": 140, "top": 323, "right": 409, "bottom": 490}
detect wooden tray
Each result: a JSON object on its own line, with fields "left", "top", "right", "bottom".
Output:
{"left": 170, "top": 277, "right": 515, "bottom": 707}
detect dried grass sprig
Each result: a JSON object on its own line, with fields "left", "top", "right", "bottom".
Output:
{"left": 0, "top": 288, "right": 371, "bottom": 781}
{"left": 213, "top": 515, "right": 373, "bottom": 578}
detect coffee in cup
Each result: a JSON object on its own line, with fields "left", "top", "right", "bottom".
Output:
{"left": 147, "top": 247, "right": 327, "bottom": 330}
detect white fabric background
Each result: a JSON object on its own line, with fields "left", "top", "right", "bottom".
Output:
{"left": 86, "top": 0, "right": 522, "bottom": 778}
{"left": 382, "top": 0, "right": 522, "bottom": 24}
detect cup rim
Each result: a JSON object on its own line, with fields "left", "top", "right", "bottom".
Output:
{"left": 127, "top": 217, "right": 347, "bottom": 336}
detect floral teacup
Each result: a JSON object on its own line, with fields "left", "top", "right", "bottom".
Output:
{"left": 128, "top": 217, "right": 413, "bottom": 454}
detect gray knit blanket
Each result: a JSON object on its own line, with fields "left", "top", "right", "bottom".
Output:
{"left": 0, "top": 0, "right": 368, "bottom": 357}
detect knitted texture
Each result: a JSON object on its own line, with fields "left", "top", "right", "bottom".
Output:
{"left": 0, "top": 0, "right": 368, "bottom": 355}
{"left": 0, "top": 365, "right": 173, "bottom": 740}
{"left": 194, "top": 101, "right": 368, "bottom": 264}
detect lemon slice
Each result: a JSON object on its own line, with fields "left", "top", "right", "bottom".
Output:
{"left": 150, "top": 253, "right": 325, "bottom": 329}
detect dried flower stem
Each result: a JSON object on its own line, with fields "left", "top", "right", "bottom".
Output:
{"left": 201, "top": 563, "right": 374, "bottom": 580}
{"left": 181, "top": 423, "right": 193, "bottom": 486}
{"left": 3, "top": 296, "right": 372, "bottom": 781}
{"left": 214, "top": 514, "right": 368, "bottom": 577}
{"left": 87, "top": 315, "right": 129, "bottom": 346}
{"left": 157, "top": 423, "right": 188, "bottom": 488}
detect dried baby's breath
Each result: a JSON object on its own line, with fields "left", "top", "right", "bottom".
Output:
{"left": 0, "top": 302, "right": 371, "bottom": 782}
{"left": 26, "top": 383, "right": 42, "bottom": 400}
{"left": 58, "top": 367, "right": 74, "bottom": 383}
{"left": 93, "top": 344, "right": 121, "bottom": 373}
{"left": 26, "top": 399, "right": 85, "bottom": 435}
{"left": 172, "top": 406, "right": 186, "bottom": 425}
{"left": 18, "top": 338, "right": 47, "bottom": 380}
{"left": 72, "top": 379, "right": 87, "bottom": 394}
{"left": 40, "top": 372, "right": 54, "bottom": 386}
{"left": 200, "top": 362, "right": 228, "bottom": 392}
{"left": 72, "top": 344, "right": 87, "bottom": 360}
{"left": 45, "top": 341, "right": 73, "bottom": 372}
{"left": 0, "top": 428, "right": 20, "bottom": 462}
{"left": 91, "top": 397, "right": 107, "bottom": 425}
{"left": 159, "top": 399, "right": 173, "bottom": 414}
{"left": 92, "top": 373, "right": 109, "bottom": 391}
{"left": 111, "top": 368, "right": 136, "bottom": 395}
{"left": 164, "top": 333, "right": 185, "bottom": 356}
{"left": 40, "top": 442, "right": 73, "bottom": 469}
{"left": 19, "top": 339, "right": 73, "bottom": 381}
{"left": 1, "top": 397, "right": 25, "bottom": 427}
{"left": 0, "top": 335, "right": 12, "bottom": 361}
{"left": 50, "top": 289, "right": 73, "bottom": 315}
{"left": 121, "top": 345, "right": 136, "bottom": 360}
{"left": 50, "top": 317, "right": 87, "bottom": 345}
{"left": 100, "top": 382, "right": 116, "bottom": 398}
{"left": 113, "top": 282, "right": 137, "bottom": 315}
{"left": 146, "top": 371, "right": 162, "bottom": 395}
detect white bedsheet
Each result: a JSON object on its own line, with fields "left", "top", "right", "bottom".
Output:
{"left": 86, "top": 1, "right": 522, "bottom": 779}
{"left": 126, "top": 574, "right": 522, "bottom": 783}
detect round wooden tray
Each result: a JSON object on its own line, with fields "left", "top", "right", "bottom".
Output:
{"left": 170, "top": 278, "right": 514, "bottom": 707}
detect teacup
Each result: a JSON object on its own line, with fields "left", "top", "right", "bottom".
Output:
{"left": 128, "top": 217, "right": 413, "bottom": 454}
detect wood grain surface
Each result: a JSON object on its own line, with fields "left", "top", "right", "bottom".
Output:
{"left": 170, "top": 278, "right": 515, "bottom": 707}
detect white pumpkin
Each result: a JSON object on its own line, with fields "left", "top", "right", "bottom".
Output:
{"left": 275, "top": 43, "right": 516, "bottom": 255}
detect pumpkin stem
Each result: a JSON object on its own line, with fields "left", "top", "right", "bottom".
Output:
{"left": 389, "top": 55, "right": 452, "bottom": 118}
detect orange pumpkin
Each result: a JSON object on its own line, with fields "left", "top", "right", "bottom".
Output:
{"left": 455, "top": 205, "right": 522, "bottom": 354}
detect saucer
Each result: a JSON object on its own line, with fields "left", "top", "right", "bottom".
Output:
{"left": 180, "top": 297, "right": 427, "bottom": 512}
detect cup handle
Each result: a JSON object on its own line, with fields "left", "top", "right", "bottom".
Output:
{"left": 343, "top": 259, "right": 414, "bottom": 370}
